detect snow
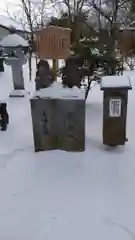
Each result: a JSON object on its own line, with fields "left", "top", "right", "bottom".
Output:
{"left": 0, "top": 34, "right": 29, "bottom": 47}
{"left": 91, "top": 48, "right": 101, "bottom": 56}
{"left": 34, "top": 82, "right": 85, "bottom": 99}
{"left": 101, "top": 75, "right": 132, "bottom": 89}
{"left": 0, "top": 61, "right": 135, "bottom": 240}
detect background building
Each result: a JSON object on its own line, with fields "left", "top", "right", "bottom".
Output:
{"left": 0, "top": 15, "right": 30, "bottom": 41}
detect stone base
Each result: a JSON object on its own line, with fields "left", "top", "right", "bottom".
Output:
{"left": 9, "top": 90, "right": 28, "bottom": 98}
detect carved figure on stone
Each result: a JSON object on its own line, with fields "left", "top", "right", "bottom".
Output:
{"left": 35, "top": 60, "right": 54, "bottom": 90}
{"left": 62, "top": 56, "right": 82, "bottom": 88}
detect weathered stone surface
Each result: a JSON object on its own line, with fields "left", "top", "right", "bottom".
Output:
{"left": 30, "top": 97, "right": 85, "bottom": 152}
{"left": 57, "top": 98, "right": 85, "bottom": 151}
{"left": 5, "top": 57, "right": 26, "bottom": 90}
{"left": 4, "top": 48, "right": 27, "bottom": 90}
{"left": 30, "top": 97, "right": 58, "bottom": 151}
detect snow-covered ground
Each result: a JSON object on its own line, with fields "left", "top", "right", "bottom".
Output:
{"left": 0, "top": 60, "right": 135, "bottom": 240}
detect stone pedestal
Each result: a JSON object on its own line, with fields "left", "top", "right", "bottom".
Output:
{"left": 9, "top": 90, "right": 28, "bottom": 98}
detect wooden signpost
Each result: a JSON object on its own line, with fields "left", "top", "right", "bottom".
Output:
{"left": 35, "top": 25, "right": 71, "bottom": 80}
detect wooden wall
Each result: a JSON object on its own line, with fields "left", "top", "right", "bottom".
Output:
{"left": 35, "top": 26, "right": 71, "bottom": 59}
{"left": 118, "top": 29, "right": 135, "bottom": 57}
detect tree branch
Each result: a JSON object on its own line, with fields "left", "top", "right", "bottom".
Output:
{"left": 87, "top": 0, "right": 113, "bottom": 23}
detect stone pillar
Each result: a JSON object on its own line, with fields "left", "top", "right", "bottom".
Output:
{"left": 4, "top": 48, "right": 27, "bottom": 97}
{"left": 6, "top": 58, "right": 25, "bottom": 90}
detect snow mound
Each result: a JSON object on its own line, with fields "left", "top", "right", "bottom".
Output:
{"left": 33, "top": 82, "right": 85, "bottom": 99}
{"left": 0, "top": 34, "right": 29, "bottom": 47}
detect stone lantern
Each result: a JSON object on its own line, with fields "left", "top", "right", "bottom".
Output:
{"left": 0, "top": 33, "right": 29, "bottom": 97}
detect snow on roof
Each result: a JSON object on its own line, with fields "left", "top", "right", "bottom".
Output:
{"left": 0, "top": 15, "right": 29, "bottom": 32}
{"left": 101, "top": 76, "right": 132, "bottom": 90}
{"left": 0, "top": 34, "right": 29, "bottom": 47}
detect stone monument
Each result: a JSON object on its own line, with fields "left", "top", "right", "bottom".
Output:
{"left": 30, "top": 85, "right": 85, "bottom": 152}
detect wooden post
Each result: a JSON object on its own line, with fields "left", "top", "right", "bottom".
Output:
{"left": 52, "top": 59, "right": 58, "bottom": 81}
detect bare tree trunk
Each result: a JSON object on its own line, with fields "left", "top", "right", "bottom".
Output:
{"left": 85, "top": 76, "right": 92, "bottom": 99}
{"left": 98, "top": 0, "right": 102, "bottom": 30}
{"left": 19, "top": 0, "right": 49, "bottom": 80}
